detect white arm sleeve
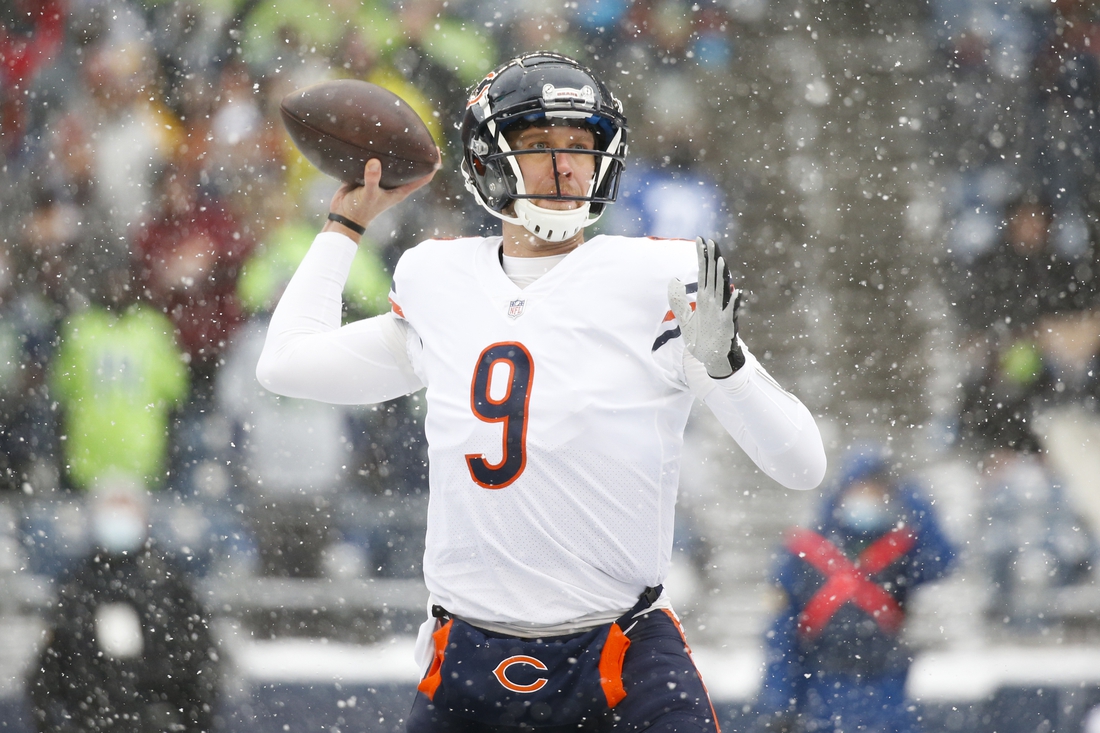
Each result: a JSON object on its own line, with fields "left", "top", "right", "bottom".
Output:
{"left": 685, "top": 342, "right": 826, "bottom": 490}
{"left": 255, "top": 232, "right": 424, "bottom": 405}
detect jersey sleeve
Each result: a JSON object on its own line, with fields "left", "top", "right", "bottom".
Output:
{"left": 255, "top": 232, "right": 424, "bottom": 405}
{"left": 687, "top": 343, "right": 826, "bottom": 490}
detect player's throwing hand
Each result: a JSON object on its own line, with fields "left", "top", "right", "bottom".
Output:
{"left": 668, "top": 236, "right": 746, "bottom": 379}
{"left": 323, "top": 157, "right": 439, "bottom": 243}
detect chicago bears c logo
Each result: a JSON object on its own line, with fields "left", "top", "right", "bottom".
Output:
{"left": 493, "top": 655, "right": 548, "bottom": 693}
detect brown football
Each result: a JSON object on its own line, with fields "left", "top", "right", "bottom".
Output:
{"left": 279, "top": 79, "right": 439, "bottom": 189}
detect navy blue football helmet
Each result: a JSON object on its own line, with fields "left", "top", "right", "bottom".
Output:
{"left": 460, "top": 52, "right": 628, "bottom": 242}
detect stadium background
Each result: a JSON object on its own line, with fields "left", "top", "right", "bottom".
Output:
{"left": 2, "top": 0, "right": 1100, "bottom": 730}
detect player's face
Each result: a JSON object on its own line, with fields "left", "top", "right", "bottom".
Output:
{"left": 509, "top": 125, "right": 597, "bottom": 210}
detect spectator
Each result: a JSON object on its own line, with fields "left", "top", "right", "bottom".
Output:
{"left": 599, "top": 65, "right": 730, "bottom": 240}
{"left": 133, "top": 162, "right": 254, "bottom": 391}
{"left": 958, "top": 308, "right": 1100, "bottom": 460}
{"left": 980, "top": 447, "right": 1094, "bottom": 632}
{"left": 752, "top": 445, "right": 955, "bottom": 733}
{"left": 1029, "top": 307, "right": 1100, "bottom": 541}
{"left": 0, "top": 0, "right": 66, "bottom": 162}
{"left": 235, "top": 218, "right": 391, "bottom": 318}
{"left": 37, "top": 109, "right": 109, "bottom": 212}
{"left": 955, "top": 309, "right": 1100, "bottom": 632}
{"left": 203, "top": 59, "right": 280, "bottom": 215}
{"left": 495, "top": 6, "right": 583, "bottom": 64}
{"left": 1033, "top": 306, "right": 1100, "bottom": 412}
{"left": 957, "top": 334, "right": 1053, "bottom": 456}
{"left": 600, "top": 156, "right": 728, "bottom": 240}
{"left": 620, "top": 0, "right": 737, "bottom": 70}
{"left": 28, "top": 475, "right": 219, "bottom": 733}
{"left": 75, "top": 37, "right": 183, "bottom": 237}
{"left": 0, "top": 191, "right": 91, "bottom": 491}
{"left": 49, "top": 260, "right": 189, "bottom": 492}
{"left": 0, "top": 244, "right": 58, "bottom": 492}
{"left": 20, "top": 190, "right": 94, "bottom": 314}
{"left": 239, "top": 0, "right": 380, "bottom": 72}
{"left": 929, "top": 1, "right": 1041, "bottom": 172}
{"left": 954, "top": 191, "right": 1085, "bottom": 335}
{"left": 1033, "top": 0, "right": 1100, "bottom": 216}
{"left": 216, "top": 217, "right": 391, "bottom": 577}
{"left": 380, "top": 1, "right": 497, "bottom": 199}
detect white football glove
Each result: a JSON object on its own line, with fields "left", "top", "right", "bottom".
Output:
{"left": 667, "top": 236, "right": 745, "bottom": 379}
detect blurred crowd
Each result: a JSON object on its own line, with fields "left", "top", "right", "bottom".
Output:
{"left": 931, "top": 0, "right": 1100, "bottom": 634}
{"left": 0, "top": 0, "right": 744, "bottom": 592}
{"left": 2, "top": 0, "right": 1100, "bottom": 729}
{"left": 0, "top": 1, "right": 761, "bottom": 728}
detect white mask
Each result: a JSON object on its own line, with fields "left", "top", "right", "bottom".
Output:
{"left": 838, "top": 496, "right": 892, "bottom": 533}
{"left": 93, "top": 509, "right": 147, "bottom": 554}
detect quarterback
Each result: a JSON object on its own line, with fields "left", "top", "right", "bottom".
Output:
{"left": 258, "top": 53, "right": 825, "bottom": 733}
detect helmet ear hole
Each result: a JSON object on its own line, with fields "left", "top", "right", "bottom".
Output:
{"left": 484, "top": 163, "right": 510, "bottom": 205}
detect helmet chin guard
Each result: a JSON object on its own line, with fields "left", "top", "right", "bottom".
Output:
{"left": 510, "top": 199, "right": 593, "bottom": 243}
{"left": 460, "top": 52, "right": 628, "bottom": 243}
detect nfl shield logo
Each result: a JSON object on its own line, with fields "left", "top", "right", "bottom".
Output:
{"left": 507, "top": 298, "right": 526, "bottom": 319}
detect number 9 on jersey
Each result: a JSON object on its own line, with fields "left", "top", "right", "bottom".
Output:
{"left": 465, "top": 342, "right": 534, "bottom": 489}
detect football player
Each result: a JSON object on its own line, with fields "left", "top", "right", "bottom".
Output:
{"left": 258, "top": 52, "right": 826, "bottom": 733}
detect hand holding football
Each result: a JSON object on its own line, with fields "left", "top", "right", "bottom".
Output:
{"left": 280, "top": 79, "right": 440, "bottom": 189}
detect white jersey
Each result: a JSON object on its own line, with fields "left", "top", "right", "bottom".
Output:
{"left": 390, "top": 234, "right": 698, "bottom": 624}
{"left": 256, "top": 231, "right": 826, "bottom": 629}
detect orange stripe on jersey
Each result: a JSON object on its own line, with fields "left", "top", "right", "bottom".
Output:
{"left": 389, "top": 297, "right": 405, "bottom": 318}
{"left": 662, "top": 302, "right": 696, "bottom": 322}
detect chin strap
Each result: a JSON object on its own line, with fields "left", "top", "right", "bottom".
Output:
{"left": 512, "top": 199, "right": 593, "bottom": 243}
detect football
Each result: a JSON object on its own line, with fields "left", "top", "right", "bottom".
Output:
{"left": 279, "top": 79, "right": 440, "bottom": 189}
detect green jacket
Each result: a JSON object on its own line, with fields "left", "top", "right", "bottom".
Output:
{"left": 240, "top": 1, "right": 495, "bottom": 87}
{"left": 50, "top": 304, "right": 189, "bottom": 490}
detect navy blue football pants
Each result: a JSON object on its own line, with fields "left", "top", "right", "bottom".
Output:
{"left": 406, "top": 608, "right": 721, "bottom": 733}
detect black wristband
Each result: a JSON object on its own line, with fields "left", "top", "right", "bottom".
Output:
{"left": 327, "top": 212, "right": 366, "bottom": 235}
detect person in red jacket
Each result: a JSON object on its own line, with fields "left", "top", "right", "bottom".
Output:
{"left": 0, "top": 0, "right": 65, "bottom": 159}
{"left": 133, "top": 163, "right": 254, "bottom": 391}
{"left": 752, "top": 444, "right": 956, "bottom": 733}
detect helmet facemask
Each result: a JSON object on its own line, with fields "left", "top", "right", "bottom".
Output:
{"left": 499, "top": 121, "right": 624, "bottom": 242}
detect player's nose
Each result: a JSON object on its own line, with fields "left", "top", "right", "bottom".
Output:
{"left": 554, "top": 151, "right": 575, "bottom": 179}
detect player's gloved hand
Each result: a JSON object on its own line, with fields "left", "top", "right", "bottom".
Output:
{"left": 667, "top": 236, "right": 746, "bottom": 379}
